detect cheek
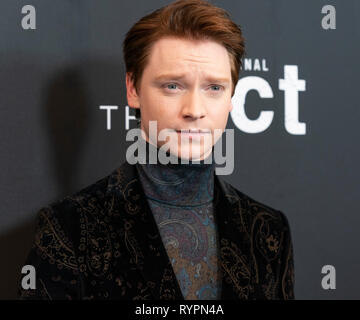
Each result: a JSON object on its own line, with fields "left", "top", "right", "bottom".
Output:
{"left": 209, "top": 103, "right": 231, "bottom": 127}
{"left": 141, "top": 94, "right": 179, "bottom": 130}
{"left": 143, "top": 92, "right": 174, "bottom": 115}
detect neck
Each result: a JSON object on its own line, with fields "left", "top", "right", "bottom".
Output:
{"left": 134, "top": 136, "right": 216, "bottom": 206}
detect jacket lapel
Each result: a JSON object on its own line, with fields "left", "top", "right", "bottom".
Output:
{"left": 106, "top": 161, "right": 184, "bottom": 299}
{"left": 213, "top": 175, "right": 261, "bottom": 299}
{"left": 105, "top": 160, "right": 259, "bottom": 300}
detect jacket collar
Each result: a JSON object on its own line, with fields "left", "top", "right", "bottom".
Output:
{"left": 105, "top": 160, "right": 259, "bottom": 300}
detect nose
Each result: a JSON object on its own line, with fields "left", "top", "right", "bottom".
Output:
{"left": 181, "top": 90, "right": 206, "bottom": 120}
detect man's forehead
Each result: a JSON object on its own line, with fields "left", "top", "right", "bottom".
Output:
{"left": 146, "top": 37, "right": 232, "bottom": 79}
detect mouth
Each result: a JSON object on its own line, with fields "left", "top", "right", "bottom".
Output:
{"left": 175, "top": 129, "right": 211, "bottom": 133}
{"left": 175, "top": 129, "right": 211, "bottom": 139}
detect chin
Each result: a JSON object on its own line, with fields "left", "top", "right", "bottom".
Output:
{"left": 175, "top": 144, "right": 212, "bottom": 162}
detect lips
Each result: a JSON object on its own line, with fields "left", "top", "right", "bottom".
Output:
{"left": 176, "top": 129, "right": 210, "bottom": 133}
{"left": 175, "top": 129, "right": 211, "bottom": 140}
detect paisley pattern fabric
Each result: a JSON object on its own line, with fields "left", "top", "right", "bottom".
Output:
{"left": 18, "top": 157, "right": 295, "bottom": 300}
{"left": 135, "top": 142, "right": 221, "bottom": 299}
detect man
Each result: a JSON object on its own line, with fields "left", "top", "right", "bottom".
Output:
{"left": 19, "top": 0, "right": 295, "bottom": 300}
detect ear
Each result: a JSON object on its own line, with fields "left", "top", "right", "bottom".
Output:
{"left": 126, "top": 72, "right": 140, "bottom": 110}
{"left": 229, "top": 101, "right": 234, "bottom": 112}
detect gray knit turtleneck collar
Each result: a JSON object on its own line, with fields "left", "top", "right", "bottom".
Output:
{"left": 134, "top": 136, "right": 216, "bottom": 207}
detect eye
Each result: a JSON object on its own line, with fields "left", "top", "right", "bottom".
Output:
{"left": 209, "top": 85, "right": 223, "bottom": 91}
{"left": 165, "top": 83, "right": 178, "bottom": 90}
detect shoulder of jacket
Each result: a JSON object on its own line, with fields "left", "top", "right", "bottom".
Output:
{"left": 34, "top": 172, "right": 115, "bottom": 246}
{"left": 219, "top": 177, "right": 290, "bottom": 232}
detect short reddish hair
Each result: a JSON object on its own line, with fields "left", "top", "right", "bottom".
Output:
{"left": 122, "top": 0, "right": 246, "bottom": 118}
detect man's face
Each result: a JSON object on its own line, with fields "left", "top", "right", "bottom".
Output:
{"left": 126, "top": 36, "right": 233, "bottom": 161}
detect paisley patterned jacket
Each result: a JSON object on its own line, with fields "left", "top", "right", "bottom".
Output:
{"left": 18, "top": 160, "right": 295, "bottom": 300}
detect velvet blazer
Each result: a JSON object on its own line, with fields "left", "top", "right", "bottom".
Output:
{"left": 18, "top": 160, "right": 295, "bottom": 300}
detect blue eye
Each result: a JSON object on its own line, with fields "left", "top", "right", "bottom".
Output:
{"left": 210, "top": 85, "right": 222, "bottom": 91}
{"left": 166, "top": 83, "right": 178, "bottom": 90}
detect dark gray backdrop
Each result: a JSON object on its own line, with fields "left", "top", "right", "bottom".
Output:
{"left": 0, "top": 0, "right": 359, "bottom": 299}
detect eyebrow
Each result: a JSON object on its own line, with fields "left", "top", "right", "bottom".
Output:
{"left": 153, "top": 73, "right": 230, "bottom": 84}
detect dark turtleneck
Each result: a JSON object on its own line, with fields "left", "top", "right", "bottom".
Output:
{"left": 134, "top": 135, "right": 222, "bottom": 300}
